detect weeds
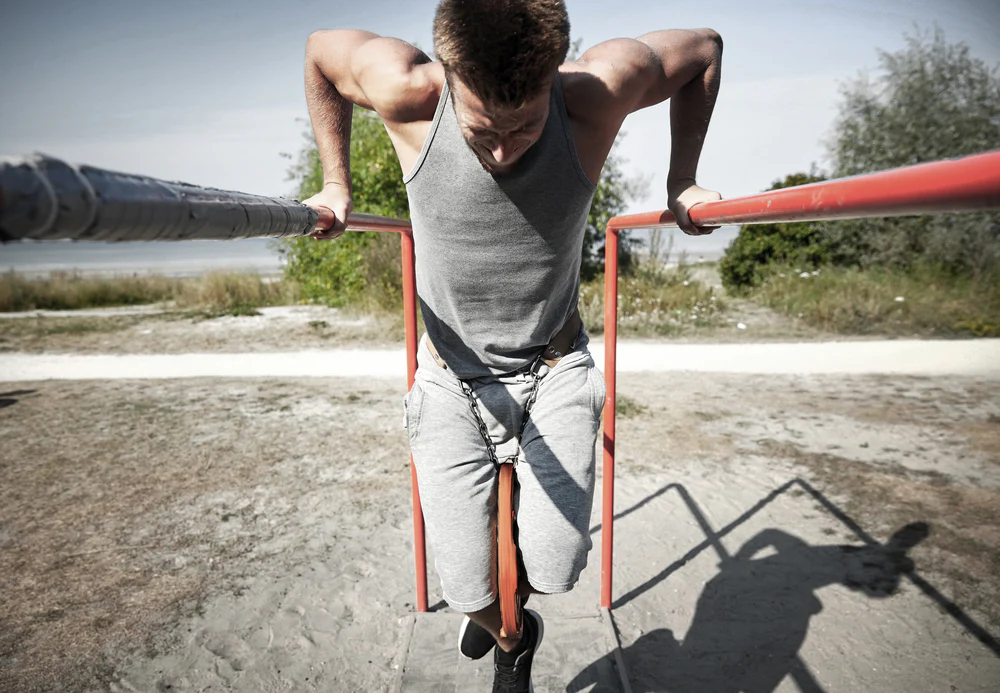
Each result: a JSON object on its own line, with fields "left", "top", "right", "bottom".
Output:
{"left": 615, "top": 394, "right": 648, "bottom": 418}
{"left": 752, "top": 264, "right": 1000, "bottom": 336}
{"left": 0, "top": 272, "right": 300, "bottom": 314}
{"left": 580, "top": 263, "right": 727, "bottom": 336}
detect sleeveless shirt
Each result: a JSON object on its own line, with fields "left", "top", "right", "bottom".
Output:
{"left": 403, "top": 75, "right": 597, "bottom": 378}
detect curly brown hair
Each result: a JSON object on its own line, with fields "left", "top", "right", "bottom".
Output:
{"left": 433, "top": 0, "right": 570, "bottom": 108}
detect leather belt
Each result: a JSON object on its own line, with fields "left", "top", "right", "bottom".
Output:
{"left": 427, "top": 308, "right": 582, "bottom": 372}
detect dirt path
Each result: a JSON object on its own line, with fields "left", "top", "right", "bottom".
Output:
{"left": 1, "top": 367, "right": 998, "bottom": 692}
{"left": 2, "top": 339, "right": 999, "bottom": 382}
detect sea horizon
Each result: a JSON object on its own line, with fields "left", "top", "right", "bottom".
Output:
{"left": 1, "top": 227, "right": 740, "bottom": 278}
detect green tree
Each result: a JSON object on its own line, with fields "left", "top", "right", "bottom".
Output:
{"left": 822, "top": 27, "right": 1000, "bottom": 276}
{"left": 279, "top": 107, "right": 409, "bottom": 308}
{"left": 719, "top": 171, "right": 828, "bottom": 290}
{"left": 721, "top": 28, "right": 1000, "bottom": 288}
{"left": 566, "top": 38, "right": 646, "bottom": 279}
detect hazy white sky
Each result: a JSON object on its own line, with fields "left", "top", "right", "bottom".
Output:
{"left": 2, "top": 0, "right": 998, "bottom": 213}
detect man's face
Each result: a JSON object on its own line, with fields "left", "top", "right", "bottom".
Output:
{"left": 450, "top": 77, "right": 552, "bottom": 175}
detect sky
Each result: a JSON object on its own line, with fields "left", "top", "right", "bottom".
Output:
{"left": 1, "top": 0, "right": 998, "bottom": 214}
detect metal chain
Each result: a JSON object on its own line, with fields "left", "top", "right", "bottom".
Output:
{"left": 462, "top": 380, "right": 501, "bottom": 470}
{"left": 462, "top": 360, "right": 543, "bottom": 472}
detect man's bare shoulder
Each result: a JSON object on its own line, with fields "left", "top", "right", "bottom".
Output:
{"left": 558, "top": 38, "right": 659, "bottom": 127}
{"left": 359, "top": 44, "right": 444, "bottom": 125}
{"left": 309, "top": 31, "right": 443, "bottom": 124}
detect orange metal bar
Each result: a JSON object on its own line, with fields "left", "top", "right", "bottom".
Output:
{"left": 399, "top": 229, "right": 427, "bottom": 613}
{"left": 318, "top": 208, "right": 429, "bottom": 613}
{"left": 599, "top": 149, "right": 1000, "bottom": 610}
{"left": 608, "top": 149, "right": 1000, "bottom": 231}
{"left": 601, "top": 228, "right": 619, "bottom": 610}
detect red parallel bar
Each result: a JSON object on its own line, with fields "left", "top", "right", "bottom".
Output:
{"left": 399, "top": 229, "right": 428, "bottom": 613}
{"left": 608, "top": 149, "right": 1000, "bottom": 230}
{"left": 318, "top": 208, "right": 428, "bottom": 613}
{"left": 601, "top": 228, "right": 619, "bottom": 610}
{"left": 598, "top": 149, "right": 1000, "bottom": 612}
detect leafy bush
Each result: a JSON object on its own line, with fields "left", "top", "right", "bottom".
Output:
{"left": 579, "top": 263, "right": 726, "bottom": 336}
{"left": 719, "top": 172, "right": 827, "bottom": 291}
{"left": 279, "top": 108, "right": 410, "bottom": 308}
{"left": 755, "top": 263, "right": 1000, "bottom": 336}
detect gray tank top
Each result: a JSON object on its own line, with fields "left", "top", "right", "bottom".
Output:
{"left": 403, "top": 75, "right": 597, "bottom": 378}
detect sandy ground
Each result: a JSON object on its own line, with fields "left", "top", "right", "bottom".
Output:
{"left": 0, "top": 306, "right": 407, "bottom": 355}
{"left": 0, "top": 302, "right": 836, "bottom": 356}
{"left": 1, "top": 321, "right": 999, "bottom": 692}
{"left": 3, "top": 340, "right": 999, "bottom": 382}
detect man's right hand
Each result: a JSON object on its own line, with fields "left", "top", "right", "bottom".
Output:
{"left": 303, "top": 183, "right": 353, "bottom": 240}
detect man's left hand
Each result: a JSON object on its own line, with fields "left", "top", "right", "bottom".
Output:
{"left": 667, "top": 180, "right": 722, "bottom": 236}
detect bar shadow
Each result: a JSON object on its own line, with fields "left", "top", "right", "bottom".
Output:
{"left": 601, "top": 478, "right": 999, "bottom": 657}
{"left": 0, "top": 389, "right": 37, "bottom": 410}
{"left": 573, "top": 522, "right": 927, "bottom": 693}
{"left": 568, "top": 478, "right": 999, "bottom": 692}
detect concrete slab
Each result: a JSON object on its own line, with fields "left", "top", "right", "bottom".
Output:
{"left": 394, "top": 609, "right": 630, "bottom": 693}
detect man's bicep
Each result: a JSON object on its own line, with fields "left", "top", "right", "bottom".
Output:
{"left": 574, "top": 38, "right": 663, "bottom": 117}
{"left": 307, "top": 30, "right": 381, "bottom": 109}
{"left": 633, "top": 29, "right": 723, "bottom": 110}
{"left": 351, "top": 38, "right": 435, "bottom": 120}
{"left": 307, "top": 31, "right": 428, "bottom": 113}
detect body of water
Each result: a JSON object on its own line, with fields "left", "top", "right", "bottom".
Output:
{"left": 1, "top": 238, "right": 287, "bottom": 277}
{"left": 0, "top": 227, "right": 739, "bottom": 277}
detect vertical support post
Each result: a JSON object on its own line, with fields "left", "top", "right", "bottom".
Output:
{"left": 601, "top": 224, "right": 619, "bottom": 610}
{"left": 401, "top": 230, "right": 428, "bottom": 613}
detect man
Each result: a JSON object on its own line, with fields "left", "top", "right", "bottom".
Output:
{"left": 302, "top": 1, "right": 722, "bottom": 690}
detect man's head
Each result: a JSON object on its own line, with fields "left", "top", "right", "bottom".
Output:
{"left": 433, "top": 0, "right": 570, "bottom": 173}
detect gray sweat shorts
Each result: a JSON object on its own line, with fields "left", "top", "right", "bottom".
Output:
{"left": 403, "top": 329, "right": 606, "bottom": 613}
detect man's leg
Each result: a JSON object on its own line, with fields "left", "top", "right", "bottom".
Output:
{"left": 515, "top": 339, "right": 604, "bottom": 596}
{"left": 406, "top": 354, "right": 502, "bottom": 617}
{"left": 466, "top": 582, "right": 539, "bottom": 652}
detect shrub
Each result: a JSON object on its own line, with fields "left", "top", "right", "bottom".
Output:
{"left": 719, "top": 173, "right": 827, "bottom": 291}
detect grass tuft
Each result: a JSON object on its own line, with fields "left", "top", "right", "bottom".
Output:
{"left": 0, "top": 272, "right": 300, "bottom": 314}
{"left": 752, "top": 264, "right": 1000, "bottom": 337}
{"left": 580, "top": 264, "right": 727, "bottom": 337}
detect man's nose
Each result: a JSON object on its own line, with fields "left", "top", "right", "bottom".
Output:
{"left": 491, "top": 138, "right": 521, "bottom": 164}
{"left": 491, "top": 141, "right": 509, "bottom": 163}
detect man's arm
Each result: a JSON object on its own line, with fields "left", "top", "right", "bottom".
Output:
{"left": 634, "top": 30, "right": 722, "bottom": 190}
{"left": 302, "top": 30, "right": 432, "bottom": 238}
{"left": 577, "top": 29, "right": 723, "bottom": 234}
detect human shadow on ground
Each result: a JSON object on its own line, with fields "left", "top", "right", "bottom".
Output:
{"left": 574, "top": 524, "right": 927, "bottom": 693}
{"left": 570, "top": 476, "right": 1000, "bottom": 692}
{"left": 595, "top": 479, "right": 1000, "bottom": 658}
{"left": 0, "top": 389, "right": 37, "bottom": 409}
{"left": 616, "top": 523, "right": 929, "bottom": 693}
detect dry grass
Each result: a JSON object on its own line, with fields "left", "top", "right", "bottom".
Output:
{"left": 0, "top": 272, "right": 300, "bottom": 315}
{"left": 752, "top": 264, "right": 1000, "bottom": 337}
{"left": 580, "top": 265, "right": 728, "bottom": 337}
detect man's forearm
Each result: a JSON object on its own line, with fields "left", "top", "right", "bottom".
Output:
{"left": 667, "top": 34, "right": 722, "bottom": 188}
{"left": 304, "top": 37, "right": 355, "bottom": 191}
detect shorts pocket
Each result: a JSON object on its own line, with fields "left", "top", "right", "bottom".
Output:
{"left": 587, "top": 365, "right": 607, "bottom": 428}
{"left": 403, "top": 379, "right": 426, "bottom": 446}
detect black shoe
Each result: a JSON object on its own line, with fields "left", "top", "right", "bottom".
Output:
{"left": 457, "top": 615, "right": 497, "bottom": 660}
{"left": 492, "top": 609, "right": 544, "bottom": 693}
